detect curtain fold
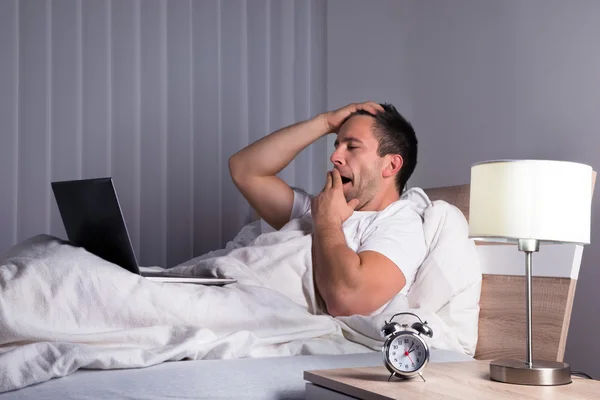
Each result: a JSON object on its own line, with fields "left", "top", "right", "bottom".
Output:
{"left": 0, "top": 0, "right": 328, "bottom": 267}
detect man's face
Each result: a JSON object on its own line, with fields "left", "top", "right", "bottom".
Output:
{"left": 330, "top": 115, "right": 384, "bottom": 208}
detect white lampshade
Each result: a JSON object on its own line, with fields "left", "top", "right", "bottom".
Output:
{"left": 469, "top": 160, "right": 592, "bottom": 245}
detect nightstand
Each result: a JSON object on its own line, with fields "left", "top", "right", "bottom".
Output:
{"left": 304, "top": 360, "right": 598, "bottom": 399}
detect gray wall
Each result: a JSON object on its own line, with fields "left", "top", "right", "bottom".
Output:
{"left": 327, "top": 0, "right": 600, "bottom": 378}
{"left": 0, "top": 0, "right": 328, "bottom": 267}
{"left": 326, "top": 0, "right": 412, "bottom": 154}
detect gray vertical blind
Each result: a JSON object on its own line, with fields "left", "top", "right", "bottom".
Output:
{"left": 0, "top": 0, "right": 328, "bottom": 267}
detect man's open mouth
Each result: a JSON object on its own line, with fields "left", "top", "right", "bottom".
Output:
{"left": 341, "top": 176, "right": 352, "bottom": 185}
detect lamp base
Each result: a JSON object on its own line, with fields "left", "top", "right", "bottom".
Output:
{"left": 489, "top": 359, "right": 571, "bottom": 386}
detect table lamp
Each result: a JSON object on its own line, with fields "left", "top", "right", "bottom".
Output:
{"left": 469, "top": 159, "right": 593, "bottom": 386}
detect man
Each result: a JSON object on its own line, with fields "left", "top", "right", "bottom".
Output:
{"left": 229, "top": 102, "right": 426, "bottom": 317}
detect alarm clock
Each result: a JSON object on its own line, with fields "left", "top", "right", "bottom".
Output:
{"left": 381, "top": 312, "right": 433, "bottom": 382}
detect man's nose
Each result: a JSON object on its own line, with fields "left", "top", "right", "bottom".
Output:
{"left": 330, "top": 150, "right": 345, "bottom": 166}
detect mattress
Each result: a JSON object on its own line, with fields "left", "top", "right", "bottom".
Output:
{"left": 0, "top": 349, "right": 472, "bottom": 400}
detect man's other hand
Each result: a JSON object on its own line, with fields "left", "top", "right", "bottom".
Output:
{"left": 312, "top": 169, "right": 360, "bottom": 227}
{"left": 324, "top": 101, "right": 384, "bottom": 134}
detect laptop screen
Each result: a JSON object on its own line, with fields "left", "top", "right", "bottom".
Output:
{"left": 51, "top": 177, "right": 140, "bottom": 275}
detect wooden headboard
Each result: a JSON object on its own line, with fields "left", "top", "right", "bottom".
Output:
{"left": 424, "top": 174, "right": 595, "bottom": 362}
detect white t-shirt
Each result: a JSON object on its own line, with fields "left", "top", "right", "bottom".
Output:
{"left": 290, "top": 188, "right": 429, "bottom": 296}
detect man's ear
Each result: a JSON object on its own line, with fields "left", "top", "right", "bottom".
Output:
{"left": 382, "top": 154, "right": 403, "bottom": 178}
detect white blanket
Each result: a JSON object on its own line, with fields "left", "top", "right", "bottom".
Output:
{"left": 0, "top": 200, "right": 480, "bottom": 393}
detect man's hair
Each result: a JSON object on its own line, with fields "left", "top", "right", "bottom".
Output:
{"left": 344, "top": 103, "right": 418, "bottom": 194}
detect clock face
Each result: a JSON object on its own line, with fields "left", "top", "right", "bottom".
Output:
{"left": 386, "top": 334, "right": 427, "bottom": 373}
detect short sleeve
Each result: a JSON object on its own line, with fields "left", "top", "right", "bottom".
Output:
{"left": 290, "top": 188, "right": 312, "bottom": 220}
{"left": 357, "top": 207, "right": 426, "bottom": 294}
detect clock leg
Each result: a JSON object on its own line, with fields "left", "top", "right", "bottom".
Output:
{"left": 387, "top": 372, "right": 395, "bottom": 382}
{"left": 418, "top": 372, "right": 426, "bottom": 382}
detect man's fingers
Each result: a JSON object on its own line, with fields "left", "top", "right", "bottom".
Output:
{"left": 358, "top": 101, "right": 384, "bottom": 115}
{"left": 331, "top": 169, "right": 343, "bottom": 188}
{"left": 348, "top": 198, "right": 360, "bottom": 210}
{"left": 324, "top": 171, "right": 332, "bottom": 190}
{"left": 366, "top": 101, "right": 385, "bottom": 112}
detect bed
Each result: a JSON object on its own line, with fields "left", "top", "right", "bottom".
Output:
{"left": 0, "top": 183, "right": 588, "bottom": 399}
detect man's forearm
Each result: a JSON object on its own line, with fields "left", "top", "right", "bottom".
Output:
{"left": 230, "top": 114, "right": 329, "bottom": 178}
{"left": 313, "top": 222, "right": 362, "bottom": 316}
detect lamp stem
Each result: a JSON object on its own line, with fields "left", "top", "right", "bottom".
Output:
{"left": 489, "top": 236, "right": 572, "bottom": 385}
{"left": 525, "top": 251, "right": 533, "bottom": 368}
{"left": 518, "top": 238, "right": 539, "bottom": 369}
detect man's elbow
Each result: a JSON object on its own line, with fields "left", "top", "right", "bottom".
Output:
{"left": 323, "top": 289, "right": 374, "bottom": 317}
{"left": 323, "top": 283, "right": 405, "bottom": 317}
{"left": 228, "top": 153, "right": 243, "bottom": 183}
{"left": 326, "top": 302, "right": 353, "bottom": 318}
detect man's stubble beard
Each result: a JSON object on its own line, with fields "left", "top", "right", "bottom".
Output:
{"left": 344, "top": 161, "right": 381, "bottom": 208}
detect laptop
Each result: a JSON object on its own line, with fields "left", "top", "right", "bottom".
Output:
{"left": 51, "top": 177, "right": 236, "bottom": 285}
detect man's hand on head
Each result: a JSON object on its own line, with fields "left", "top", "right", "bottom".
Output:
{"left": 323, "top": 101, "right": 384, "bottom": 134}
{"left": 311, "top": 169, "right": 360, "bottom": 228}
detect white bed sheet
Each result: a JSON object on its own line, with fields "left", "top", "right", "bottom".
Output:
{"left": 0, "top": 197, "right": 481, "bottom": 393}
{"left": 0, "top": 349, "right": 472, "bottom": 400}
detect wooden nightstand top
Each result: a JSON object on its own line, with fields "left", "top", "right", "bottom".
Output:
{"left": 304, "top": 360, "right": 599, "bottom": 399}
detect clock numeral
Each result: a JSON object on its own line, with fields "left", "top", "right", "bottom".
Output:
{"left": 416, "top": 345, "right": 420, "bottom": 349}
{"left": 412, "top": 363, "right": 415, "bottom": 367}
{"left": 417, "top": 358, "right": 420, "bottom": 363}
{"left": 404, "top": 339, "right": 409, "bottom": 344}
{"left": 417, "top": 351, "right": 422, "bottom": 356}
{"left": 392, "top": 345, "right": 398, "bottom": 350}
{"left": 404, "top": 364, "right": 409, "bottom": 368}
{"left": 394, "top": 358, "right": 398, "bottom": 362}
